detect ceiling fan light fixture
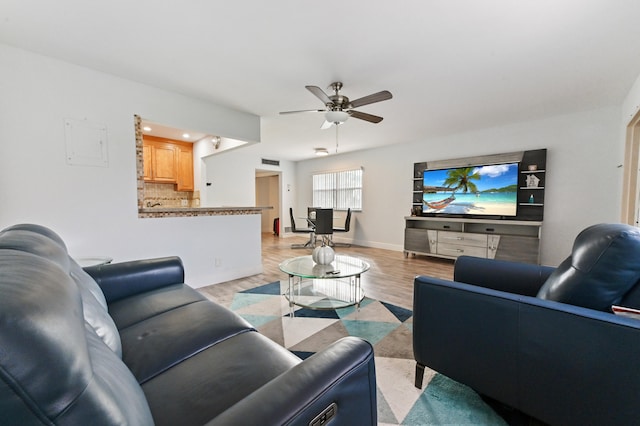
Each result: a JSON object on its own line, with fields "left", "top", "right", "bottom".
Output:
{"left": 325, "top": 110, "right": 349, "bottom": 124}
{"left": 315, "top": 148, "right": 329, "bottom": 156}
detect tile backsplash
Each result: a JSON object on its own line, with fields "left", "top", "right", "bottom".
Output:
{"left": 143, "top": 183, "right": 200, "bottom": 208}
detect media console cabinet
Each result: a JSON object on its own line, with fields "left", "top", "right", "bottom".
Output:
{"left": 404, "top": 216, "right": 542, "bottom": 264}
{"left": 407, "top": 149, "right": 546, "bottom": 264}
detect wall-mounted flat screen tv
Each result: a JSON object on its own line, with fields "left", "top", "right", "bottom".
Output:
{"left": 422, "top": 162, "right": 519, "bottom": 217}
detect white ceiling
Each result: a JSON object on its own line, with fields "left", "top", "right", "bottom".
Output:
{"left": 2, "top": 1, "right": 640, "bottom": 161}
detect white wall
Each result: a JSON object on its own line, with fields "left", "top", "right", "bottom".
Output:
{"left": 2, "top": 43, "right": 634, "bottom": 284}
{"left": 0, "top": 44, "right": 262, "bottom": 287}
{"left": 202, "top": 144, "right": 296, "bottom": 228}
{"left": 295, "top": 107, "right": 624, "bottom": 266}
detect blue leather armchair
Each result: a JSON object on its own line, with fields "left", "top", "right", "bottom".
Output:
{"left": 413, "top": 223, "right": 640, "bottom": 426}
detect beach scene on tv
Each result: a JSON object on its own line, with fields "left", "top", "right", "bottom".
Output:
{"left": 422, "top": 163, "right": 519, "bottom": 216}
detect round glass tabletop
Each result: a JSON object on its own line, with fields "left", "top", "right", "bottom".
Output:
{"left": 279, "top": 255, "right": 370, "bottom": 279}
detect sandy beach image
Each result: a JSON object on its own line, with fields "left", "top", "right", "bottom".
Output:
{"left": 423, "top": 192, "right": 517, "bottom": 216}
{"left": 422, "top": 163, "right": 519, "bottom": 216}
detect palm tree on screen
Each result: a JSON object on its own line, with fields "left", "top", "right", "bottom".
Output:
{"left": 443, "top": 167, "right": 480, "bottom": 194}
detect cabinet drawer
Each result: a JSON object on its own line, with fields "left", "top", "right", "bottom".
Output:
{"left": 437, "top": 243, "right": 488, "bottom": 258}
{"left": 438, "top": 231, "right": 487, "bottom": 247}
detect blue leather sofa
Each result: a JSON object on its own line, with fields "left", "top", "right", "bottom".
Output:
{"left": 0, "top": 224, "right": 377, "bottom": 425}
{"left": 413, "top": 223, "right": 640, "bottom": 426}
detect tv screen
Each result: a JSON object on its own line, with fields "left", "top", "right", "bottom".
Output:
{"left": 422, "top": 162, "right": 519, "bottom": 217}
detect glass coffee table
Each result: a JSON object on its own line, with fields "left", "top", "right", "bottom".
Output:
{"left": 279, "top": 255, "right": 370, "bottom": 316}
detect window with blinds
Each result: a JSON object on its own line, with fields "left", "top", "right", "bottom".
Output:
{"left": 312, "top": 168, "right": 362, "bottom": 211}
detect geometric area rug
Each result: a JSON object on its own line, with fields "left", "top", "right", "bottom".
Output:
{"left": 215, "top": 281, "right": 508, "bottom": 425}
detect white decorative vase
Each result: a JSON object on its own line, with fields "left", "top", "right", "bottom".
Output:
{"left": 312, "top": 244, "right": 335, "bottom": 265}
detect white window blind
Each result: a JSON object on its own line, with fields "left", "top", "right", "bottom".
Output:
{"left": 312, "top": 168, "right": 362, "bottom": 211}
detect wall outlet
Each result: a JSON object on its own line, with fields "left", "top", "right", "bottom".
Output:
{"left": 215, "top": 258, "right": 222, "bottom": 267}
{"left": 181, "top": 199, "right": 188, "bottom": 207}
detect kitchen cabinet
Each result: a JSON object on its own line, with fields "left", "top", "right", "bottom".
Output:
{"left": 176, "top": 144, "right": 194, "bottom": 191}
{"left": 143, "top": 136, "right": 194, "bottom": 191}
{"left": 142, "top": 144, "right": 153, "bottom": 180}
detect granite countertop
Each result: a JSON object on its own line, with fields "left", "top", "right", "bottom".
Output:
{"left": 138, "top": 206, "right": 272, "bottom": 218}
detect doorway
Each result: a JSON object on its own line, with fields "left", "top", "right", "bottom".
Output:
{"left": 622, "top": 109, "right": 640, "bottom": 225}
{"left": 256, "top": 170, "right": 281, "bottom": 236}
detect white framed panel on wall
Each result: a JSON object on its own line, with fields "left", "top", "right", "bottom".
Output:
{"left": 64, "top": 118, "right": 108, "bottom": 167}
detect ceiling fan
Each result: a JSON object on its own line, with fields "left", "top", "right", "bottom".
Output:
{"left": 280, "top": 82, "right": 392, "bottom": 129}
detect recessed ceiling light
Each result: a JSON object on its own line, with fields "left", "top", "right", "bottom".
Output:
{"left": 315, "top": 148, "right": 329, "bottom": 156}
{"left": 143, "top": 126, "right": 152, "bottom": 132}
{"left": 182, "top": 133, "right": 190, "bottom": 139}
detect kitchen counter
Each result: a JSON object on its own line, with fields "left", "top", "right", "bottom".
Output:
{"left": 138, "top": 206, "right": 272, "bottom": 219}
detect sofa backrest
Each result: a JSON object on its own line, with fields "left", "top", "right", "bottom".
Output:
{"left": 1, "top": 224, "right": 122, "bottom": 355}
{"left": 0, "top": 224, "right": 153, "bottom": 425}
{"left": 537, "top": 223, "right": 640, "bottom": 312}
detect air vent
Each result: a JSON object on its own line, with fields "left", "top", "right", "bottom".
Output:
{"left": 261, "top": 158, "right": 280, "bottom": 166}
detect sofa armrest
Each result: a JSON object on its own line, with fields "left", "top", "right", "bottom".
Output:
{"left": 453, "top": 255, "right": 555, "bottom": 296}
{"left": 206, "top": 336, "right": 377, "bottom": 426}
{"left": 413, "top": 276, "right": 640, "bottom": 425}
{"left": 517, "top": 297, "right": 640, "bottom": 425}
{"left": 413, "top": 275, "right": 523, "bottom": 407}
{"left": 84, "top": 256, "right": 185, "bottom": 303}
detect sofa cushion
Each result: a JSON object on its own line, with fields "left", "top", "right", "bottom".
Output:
{"left": 537, "top": 223, "right": 640, "bottom": 311}
{"left": 0, "top": 252, "right": 153, "bottom": 425}
{"left": 0, "top": 227, "right": 71, "bottom": 269}
{"left": 0, "top": 225, "right": 122, "bottom": 356}
{"left": 141, "top": 331, "right": 300, "bottom": 426}
{"left": 107, "top": 283, "right": 207, "bottom": 329}
{"left": 118, "top": 299, "right": 256, "bottom": 383}
{"left": 68, "top": 261, "right": 122, "bottom": 356}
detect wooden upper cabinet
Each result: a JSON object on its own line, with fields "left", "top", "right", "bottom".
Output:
{"left": 143, "top": 144, "right": 153, "bottom": 181}
{"left": 152, "top": 142, "right": 178, "bottom": 182}
{"left": 176, "top": 144, "right": 194, "bottom": 191}
{"left": 142, "top": 136, "right": 194, "bottom": 191}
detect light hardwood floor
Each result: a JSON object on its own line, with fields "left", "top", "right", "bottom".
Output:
{"left": 204, "top": 233, "right": 455, "bottom": 310}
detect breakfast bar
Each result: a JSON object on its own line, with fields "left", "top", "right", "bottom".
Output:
{"left": 138, "top": 206, "right": 271, "bottom": 219}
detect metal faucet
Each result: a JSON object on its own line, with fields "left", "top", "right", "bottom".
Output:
{"left": 146, "top": 202, "right": 161, "bottom": 207}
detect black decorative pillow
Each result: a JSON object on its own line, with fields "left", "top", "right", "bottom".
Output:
{"left": 537, "top": 223, "right": 640, "bottom": 312}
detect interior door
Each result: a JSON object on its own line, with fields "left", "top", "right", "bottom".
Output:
{"left": 622, "top": 109, "right": 640, "bottom": 226}
{"left": 255, "top": 171, "right": 281, "bottom": 235}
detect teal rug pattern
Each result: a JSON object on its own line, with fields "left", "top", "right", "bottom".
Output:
{"left": 221, "top": 281, "right": 507, "bottom": 425}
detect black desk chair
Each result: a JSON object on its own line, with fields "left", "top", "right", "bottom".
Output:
{"left": 332, "top": 208, "right": 352, "bottom": 247}
{"left": 314, "top": 208, "right": 334, "bottom": 246}
{"left": 289, "top": 207, "right": 315, "bottom": 248}
{"left": 307, "top": 207, "right": 320, "bottom": 226}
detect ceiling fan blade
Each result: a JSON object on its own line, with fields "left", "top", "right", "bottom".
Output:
{"left": 279, "top": 109, "right": 326, "bottom": 115}
{"left": 320, "top": 120, "right": 334, "bottom": 130}
{"left": 348, "top": 110, "right": 383, "bottom": 123}
{"left": 306, "top": 85, "right": 333, "bottom": 105}
{"left": 348, "top": 90, "right": 392, "bottom": 108}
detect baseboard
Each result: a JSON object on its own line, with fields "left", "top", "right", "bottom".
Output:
{"left": 281, "top": 232, "right": 404, "bottom": 253}
{"left": 188, "top": 265, "right": 263, "bottom": 288}
{"left": 351, "top": 239, "right": 403, "bottom": 252}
